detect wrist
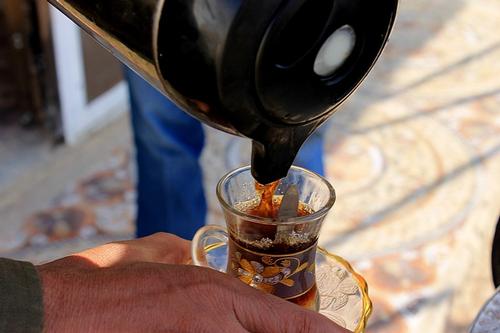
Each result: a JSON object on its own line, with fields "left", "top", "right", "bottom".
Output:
{"left": 36, "top": 259, "right": 92, "bottom": 332}
{"left": 36, "top": 264, "right": 60, "bottom": 332}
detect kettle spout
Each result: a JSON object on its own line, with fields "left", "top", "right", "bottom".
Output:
{"left": 250, "top": 127, "right": 313, "bottom": 184}
{"left": 251, "top": 141, "right": 296, "bottom": 184}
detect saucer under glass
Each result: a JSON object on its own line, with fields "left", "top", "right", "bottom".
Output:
{"left": 202, "top": 242, "right": 372, "bottom": 332}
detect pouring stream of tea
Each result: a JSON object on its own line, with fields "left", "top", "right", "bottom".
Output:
{"left": 253, "top": 181, "right": 280, "bottom": 218}
{"left": 254, "top": 181, "right": 300, "bottom": 243}
{"left": 254, "top": 181, "right": 300, "bottom": 218}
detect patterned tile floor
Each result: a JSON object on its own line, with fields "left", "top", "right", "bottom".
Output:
{"left": 1, "top": 0, "right": 500, "bottom": 332}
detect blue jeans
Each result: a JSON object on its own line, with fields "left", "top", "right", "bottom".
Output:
{"left": 125, "top": 68, "right": 325, "bottom": 239}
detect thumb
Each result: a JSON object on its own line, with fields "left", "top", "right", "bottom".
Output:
{"left": 74, "top": 232, "right": 191, "bottom": 268}
{"left": 234, "top": 291, "right": 352, "bottom": 333}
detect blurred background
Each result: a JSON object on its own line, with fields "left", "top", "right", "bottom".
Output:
{"left": 0, "top": 0, "right": 499, "bottom": 332}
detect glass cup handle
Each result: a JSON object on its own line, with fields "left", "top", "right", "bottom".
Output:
{"left": 191, "top": 225, "right": 228, "bottom": 271}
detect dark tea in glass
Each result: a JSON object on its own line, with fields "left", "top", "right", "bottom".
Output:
{"left": 192, "top": 166, "right": 336, "bottom": 311}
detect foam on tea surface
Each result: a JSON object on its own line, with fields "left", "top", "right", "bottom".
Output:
{"left": 233, "top": 195, "right": 316, "bottom": 253}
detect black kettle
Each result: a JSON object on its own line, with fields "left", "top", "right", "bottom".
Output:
{"left": 48, "top": 0, "right": 398, "bottom": 183}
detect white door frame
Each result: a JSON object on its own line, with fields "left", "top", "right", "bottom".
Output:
{"left": 49, "top": 5, "right": 128, "bottom": 145}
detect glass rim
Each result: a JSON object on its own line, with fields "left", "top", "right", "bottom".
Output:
{"left": 216, "top": 165, "right": 336, "bottom": 225}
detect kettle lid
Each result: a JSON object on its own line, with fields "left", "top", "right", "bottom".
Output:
{"left": 220, "top": 0, "right": 398, "bottom": 126}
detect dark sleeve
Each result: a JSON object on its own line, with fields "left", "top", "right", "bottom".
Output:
{"left": 0, "top": 258, "right": 43, "bottom": 333}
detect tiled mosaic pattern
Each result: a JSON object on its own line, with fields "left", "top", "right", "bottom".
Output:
{"left": 25, "top": 151, "right": 135, "bottom": 247}
{"left": 0, "top": 150, "right": 135, "bottom": 255}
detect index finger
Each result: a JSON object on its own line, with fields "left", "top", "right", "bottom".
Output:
{"left": 233, "top": 286, "right": 352, "bottom": 333}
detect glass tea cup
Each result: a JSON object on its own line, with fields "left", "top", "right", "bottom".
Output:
{"left": 192, "top": 166, "right": 336, "bottom": 310}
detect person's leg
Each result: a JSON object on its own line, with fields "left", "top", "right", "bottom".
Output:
{"left": 294, "top": 129, "right": 326, "bottom": 176}
{"left": 124, "top": 68, "right": 206, "bottom": 240}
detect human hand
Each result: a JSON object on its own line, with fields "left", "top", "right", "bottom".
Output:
{"left": 37, "top": 233, "right": 350, "bottom": 332}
